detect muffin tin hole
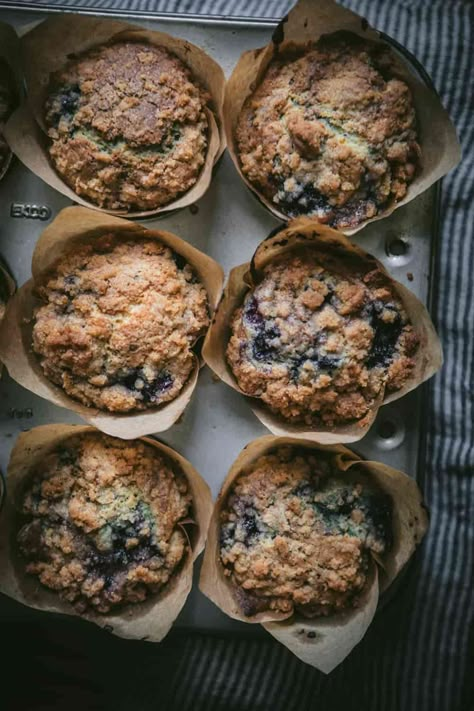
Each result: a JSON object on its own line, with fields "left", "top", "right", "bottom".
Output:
{"left": 387, "top": 238, "right": 408, "bottom": 256}
{"left": 378, "top": 420, "right": 397, "bottom": 439}
{"left": 385, "top": 236, "right": 412, "bottom": 266}
{"left": 374, "top": 414, "right": 405, "bottom": 450}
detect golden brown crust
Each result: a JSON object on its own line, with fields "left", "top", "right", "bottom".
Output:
{"left": 17, "top": 433, "right": 191, "bottom": 614}
{"left": 32, "top": 234, "right": 209, "bottom": 412}
{"left": 219, "top": 447, "right": 392, "bottom": 617}
{"left": 44, "top": 41, "right": 209, "bottom": 211}
{"left": 226, "top": 247, "right": 418, "bottom": 427}
{"left": 236, "top": 33, "right": 419, "bottom": 228}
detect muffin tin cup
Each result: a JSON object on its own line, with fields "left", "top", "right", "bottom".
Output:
{"left": 0, "top": 21, "right": 21, "bottom": 184}
{"left": 4, "top": 13, "right": 226, "bottom": 217}
{"left": 0, "top": 260, "right": 16, "bottom": 379}
{"left": 0, "top": 423, "right": 213, "bottom": 642}
{"left": 223, "top": 0, "right": 461, "bottom": 235}
{"left": 0, "top": 206, "right": 224, "bottom": 438}
{"left": 199, "top": 434, "right": 428, "bottom": 673}
{"left": 0, "top": 260, "right": 15, "bottom": 325}
{"left": 202, "top": 218, "right": 442, "bottom": 444}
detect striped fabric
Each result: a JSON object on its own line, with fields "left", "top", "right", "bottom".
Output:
{"left": 2, "top": 1, "right": 472, "bottom": 710}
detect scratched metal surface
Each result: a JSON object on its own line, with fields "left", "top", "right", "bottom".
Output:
{"left": 0, "top": 7, "right": 438, "bottom": 633}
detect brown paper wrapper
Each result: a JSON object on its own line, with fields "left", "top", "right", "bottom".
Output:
{"left": 199, "top": 434, "right": 428, "bottom": 672}
{"left": 202, "top": 217, "right": 442, "bottom": 444}
{"left": 0, "top": 424, "right": 213, "bottom": 641}
{"left": 0, "top": 21, "right": 21, "bottom": 182}
{"left": 224, "top": 0, "right": 461, "bottom": 234}
{"left": 4, "top": 14, "right": 225, "bottom": 217}
{"left": 0, "top": 206, "right": 224, "bottom": 438}
{"left": 0, "top": 261, "right": 16, "bottom": 377}
{"left": 0, "top": 261, "right": 16, "bottom": 324}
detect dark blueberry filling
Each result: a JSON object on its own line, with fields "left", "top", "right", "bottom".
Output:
{"left": 312, "top": 353, "right": 340, "bottom": 370}
{"left": 322, "top": 286, "right": 335, "bottom": 306}
{"left": 252, "top": 326, "right": 280, "bottom": 362}
{"left": 246, "top": 296, "right": 341, "bottom": 375}
{"left": 222, "top": 497, "right": 266, "bottom": 547}
{"left": 361, "top": 492, "right": 393, "bottom": 549}
{"left": 57, "top": 446, "right": 78, "bottom": 466}
{"left": 19, "top": 501, "right": 163, "bottom": 591}
{"left": 241, "top": 510, "right": 260, "bottom": 544}
{"left": 87, "top": 502, "right": 162, "bottom": 588}
{"left": 291, "top": 481, "right": 313, "bottom": 498}
{"left": 272, "top": 173, "right": 383, "bottom": 227}
{"left": 48, "top": 84, "right": 81, "bottom": 126}
{"left": 244, "top": 297, "right": 264, "bottom": 328}
{"left": 244, "top": 298, "right": 281, "bottom": 362}
{"left": 172, "top": 252, "right": 187, "bottom": 271}
{"left": 276, "top": 182, "right": 333, "bottom": 219}
{"left": 291, "top": 477, "right": 393, "bottom": 549}
{"left": 364, "top": 300, "right": 403, "bottom": 368}
{"left": 290, "top": 351, "right": 341, "bottom": 382}
{"left": 113, "top": 367, "right": 174, "bottom": 403}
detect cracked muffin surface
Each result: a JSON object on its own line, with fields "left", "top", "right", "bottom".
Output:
{"left": 220, "top": 447, "right": 392, "bottom": 617}
{"left": 227, "top": 247, "right": 419, "bottom": 427}
{"left": 32, "top": 233, "right": 209, "bottom": 412}
{"left": 17, "top": 433, "right": 192, "bottom": 614}
{"left": 44, "top": 41, "right": 209, "bottom": 211}
{"left": 236, "top": 33, "right": 420, "bottom": 229}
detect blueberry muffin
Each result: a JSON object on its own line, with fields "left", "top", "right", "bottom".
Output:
{"left": 227, "top": 247, "right": 419, "bottom": 427}
{"left": 220, "top": 447, "right": 392, "bottom": 617}
{"left": 32, "top": 234, "right": 209, "bottom": 412}
{"left": 44, "top": 41, "right": 209, "bottom": 211}
{"left": 236, "top": 33, "right": 420, "bottom": 229}
{"left": 17, "top": 432, "right": 191, "bottom": 613}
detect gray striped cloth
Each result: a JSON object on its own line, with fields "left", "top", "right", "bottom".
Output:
{"left": 2, "top": 1, "right": 472, "bottom": 710}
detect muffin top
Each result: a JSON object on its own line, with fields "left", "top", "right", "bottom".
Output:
{"left": 44, "top": 41, "right": 209, "bottom": 211}
{"left": 17, "top": 432, "right": 191, "bottom": 614}
{"left": 227, "top": 246, "right": 419, "bottom": 427}
{"left": 32, "top": 234, "right": 209, "bottom": 413}
{"left": 220, "top": 447, "right": 392, "bottom": 617}
{"left": 236, "top": 33, "right": 419, "bottom": 229}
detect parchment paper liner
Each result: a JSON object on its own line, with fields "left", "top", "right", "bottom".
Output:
{"left": 202, "top": 217, "right": 442, "bottom": 444}
{"left": 224, "top": 0, "right": 461, "bottom": 234}
{"left": 0, "top": 206, "right": 224, "bottom": 438}
{"left": 0, "top": 21, "right": 21, "bottom": 182}
{"left": 0, "top": 424, "right": 213, "bottom": 641}
{"left": 199, "top": 434, "right": 428, "bottom": 672}
{"left": 0, "top": 261, "right": 16, "bottom": 377}
{"left": 4, "top": 13, "right": 226, "bottom": 217}
{"left": 0, "top": 261, "right": 15, "bottom": 323}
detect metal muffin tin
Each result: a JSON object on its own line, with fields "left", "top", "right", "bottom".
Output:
{"left": 0, "top": 5, "right": 438, "bottom": 633}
